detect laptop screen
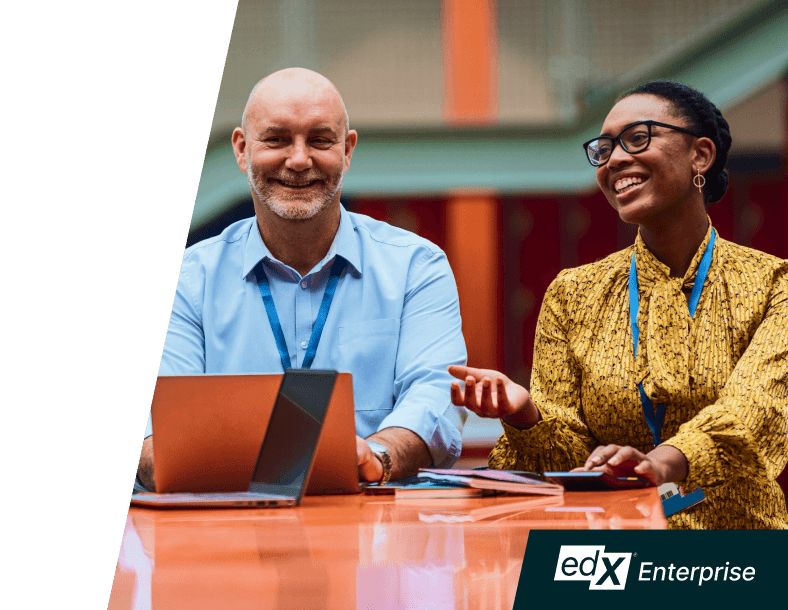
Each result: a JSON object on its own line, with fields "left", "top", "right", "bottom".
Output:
{"left": 248, "top": 370, "right": 337, "bottom": 498}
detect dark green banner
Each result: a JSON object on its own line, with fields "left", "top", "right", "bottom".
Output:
{"left": 515, "top": 531, "right": 786, "bottom": 609}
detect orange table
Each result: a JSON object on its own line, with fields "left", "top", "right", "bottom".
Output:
{"left": 109, "top": 489, "right": 665, "bottom": 610}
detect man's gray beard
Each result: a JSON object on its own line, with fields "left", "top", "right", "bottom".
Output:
{"left": 247, "top": 166, "right": 343, "bottom": 221}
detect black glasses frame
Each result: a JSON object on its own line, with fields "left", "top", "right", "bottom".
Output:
{"left": 582, "top": 120, "right": 701, "bottom": 167}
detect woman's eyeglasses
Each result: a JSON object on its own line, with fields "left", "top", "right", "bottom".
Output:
{"left": 582, "top": 120, "right": 700, "bottom": 167}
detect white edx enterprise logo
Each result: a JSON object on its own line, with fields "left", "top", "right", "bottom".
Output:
{"left": 554, "top": 545, "right": 757, "bottom": 591}
{"left": 554, "top": 546, "right": 633, "bottom": 590}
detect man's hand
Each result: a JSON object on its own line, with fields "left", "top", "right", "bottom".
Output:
{"left": 448, "top": 365, "right": 540, "bottom": 429}
{"left": 571, "top": 444, "right": 689, "bottom": 487}
{"left": 137, "top": 436, "right": 155, "bottom": 491}
{"left": 356, "top": 435, "right": 384, "bottom": 483}
{"left": 357, "top": 428, "right": 432, "bottom": 482}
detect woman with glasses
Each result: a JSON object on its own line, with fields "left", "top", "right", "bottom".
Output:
{"left": 449, "top": 81, "right": 787, "bottom": 529}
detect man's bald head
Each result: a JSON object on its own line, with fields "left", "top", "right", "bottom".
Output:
{"left": 231, "top": 67, "right": 358, "bottom": 225}
{"left": 241, "top": 68, "right": 349, "bottom": 136}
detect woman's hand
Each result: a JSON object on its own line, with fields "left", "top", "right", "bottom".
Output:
{"left": 447, "top": 365, "right": 541, "bottom": 429}
{"left": 571, "top": 444, "right": 689, "bottom": 487}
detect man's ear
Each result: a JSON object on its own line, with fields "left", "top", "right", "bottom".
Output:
{"left": 231, "top": 127, "right": 247, "bottom": 173}
{"left": 692, "top": 137, "right": 716, "bottom": 175}
{"left": 343, "top": 129, "right": 358, "bottom": 173}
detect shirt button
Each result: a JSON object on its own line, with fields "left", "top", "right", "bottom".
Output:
{"left": 300, "top": 281, "right": 307, "bottom": 289}
{"left": 300, "top": 341, "right": 308, "bottom": 349}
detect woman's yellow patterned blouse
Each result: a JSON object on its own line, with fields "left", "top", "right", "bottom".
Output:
{"left": 489, "top": 223, "right": 788, "bottom": 529}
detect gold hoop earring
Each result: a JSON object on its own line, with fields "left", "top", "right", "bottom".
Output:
{"left": 693, "top": 168, "right": 706, "bottom": 194}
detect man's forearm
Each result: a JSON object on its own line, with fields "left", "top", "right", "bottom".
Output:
{"left": 367, "top": 427, "right": 432, "bottom": 480}
{"left": 137, "top": 436, "right": 155, "bottom": 491}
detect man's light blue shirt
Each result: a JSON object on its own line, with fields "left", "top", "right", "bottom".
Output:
{"left": 150, "top": 205, "right": 467, "bottom": 467}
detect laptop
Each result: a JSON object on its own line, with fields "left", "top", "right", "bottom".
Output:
{"left": 140, "top": 371, "right": 359, "bottom": 497}
{"left": 131, "top": 370, "right": 338, "bottom": 508}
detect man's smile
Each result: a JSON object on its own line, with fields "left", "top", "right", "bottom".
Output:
{"left": 273, "top": 178, "right": 321, "bottom": 189}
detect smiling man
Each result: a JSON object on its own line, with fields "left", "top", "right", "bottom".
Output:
{"left": 136, "top": 68, "right": 467, "bottom": 490}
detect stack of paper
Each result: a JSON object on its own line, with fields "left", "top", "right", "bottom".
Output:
{"left": 394, "top": 468, "right": 564, "bottom": 500}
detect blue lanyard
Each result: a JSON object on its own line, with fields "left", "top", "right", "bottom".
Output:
{"left": 255, "top": 257, "right": 347, "bottom": 370}
{"left": 628, "top": 230, "right": 716, "bottom": 445}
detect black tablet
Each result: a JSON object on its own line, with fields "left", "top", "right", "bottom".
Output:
{"left": 544, "top": 471, "right": 651, "bottom": 491}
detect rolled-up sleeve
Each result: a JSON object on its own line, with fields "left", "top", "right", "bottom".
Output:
{"left": 382, "top": 249, "right": 468, "bottom": 468}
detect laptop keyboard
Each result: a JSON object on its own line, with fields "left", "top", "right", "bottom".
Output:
{"left": 136, "top": 492, "right": 292, "bottom": 504}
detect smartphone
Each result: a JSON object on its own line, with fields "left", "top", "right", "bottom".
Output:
{"left": 543, "top": 471, "right": 651, "bottom": 491}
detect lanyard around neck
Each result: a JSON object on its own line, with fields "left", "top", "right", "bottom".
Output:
{"left": 628, "top": 229, "right": 716, "bottom": 445}
{"left": 255, "top": 257, "right": 347, "bottom": 371}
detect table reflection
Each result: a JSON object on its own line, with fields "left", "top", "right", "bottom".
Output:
{"left": 357, "top": 512, "right": 467, "bottom": 610}
{"left": 115, "top": 515, "right": 153, "bottom": 610}
{"left": 109, "top": 490, "right": 664, "bottom": 609}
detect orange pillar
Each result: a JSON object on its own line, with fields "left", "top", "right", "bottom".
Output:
{"left": 445, "top": 195, "right": 501, "bottom": 370}
{"left": 441, "top": 0, "right": 498, "bottom": 126}
{"left": 442, "top": 1, "right": 501, "bottom": 370}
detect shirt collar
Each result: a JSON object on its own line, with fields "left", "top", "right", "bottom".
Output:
{"left": 634, "top": 217, "right": 714, "bottom": 289}
{"left": 242, "top": 203, "right": 362, "bottom": 279}
{"left": 335, "top": 204, "right": 362, "bottom": 275}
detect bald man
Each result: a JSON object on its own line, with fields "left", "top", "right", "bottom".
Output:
{"left": 137, "top": 69, "right": 467, "bottom": 490}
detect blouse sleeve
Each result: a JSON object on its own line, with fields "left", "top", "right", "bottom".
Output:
{"left": 663, "top": 265, "right": 788, "bottom": 491}
{"left": 489, "top": 272, "right": 598, "bottom": 472}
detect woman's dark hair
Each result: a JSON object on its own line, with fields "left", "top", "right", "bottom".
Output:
{"left": 617, "top": 81, "right": 732, "bottom": 204}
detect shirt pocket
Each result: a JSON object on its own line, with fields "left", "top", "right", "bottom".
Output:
{"left": 338, "top": 318, "right": 400, "bottom": 411}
